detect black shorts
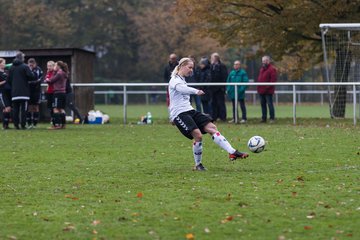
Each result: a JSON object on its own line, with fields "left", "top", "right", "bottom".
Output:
{"left": 46, "top": 93, "right": 54, "bottom": 109}
{"left": 0, "top": 89, "right": 12, "bottom": 108}
{"left": 53, "top": 93, "right": 66, "bottom": 109}
{"left": 29, "top": 91, "right": 41, "bottom": 105}
{"left": 174, "top": 110, "right": 212, "bottom": 140}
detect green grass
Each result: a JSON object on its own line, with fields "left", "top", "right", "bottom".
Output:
{"left": 0, "top": 105, "right": 359, "bottom": 239}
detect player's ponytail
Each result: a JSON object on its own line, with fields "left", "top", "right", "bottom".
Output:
{"left": 171, "top": 57, "right": 192, "bottom": 78}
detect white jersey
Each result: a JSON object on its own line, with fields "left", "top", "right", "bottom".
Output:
{"left": 168, "top": 74, "right": 199, "bottom": 121}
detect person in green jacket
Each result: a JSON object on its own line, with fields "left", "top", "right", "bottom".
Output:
{"left": 226, "top": 60, "right": 248, "bottom": 123}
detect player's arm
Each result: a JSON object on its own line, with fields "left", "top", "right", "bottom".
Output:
{"left": 175, "top": 83, "right": 204, "bottom": 95}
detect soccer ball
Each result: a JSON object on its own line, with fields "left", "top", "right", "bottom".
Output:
{"left": 247, "top": 136, "right": 266, "bottom": 153}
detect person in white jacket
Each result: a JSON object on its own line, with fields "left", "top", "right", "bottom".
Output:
{"left": 168, "top": 58, "right": 249, "bottom": 171}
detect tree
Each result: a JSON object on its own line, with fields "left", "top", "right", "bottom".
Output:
{"left": 176, "top": 0, "right": 360, "bottom": 117}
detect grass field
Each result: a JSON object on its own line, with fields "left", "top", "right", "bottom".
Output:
{"left": 0, "top": 104, "right": 359, "bottom": 239}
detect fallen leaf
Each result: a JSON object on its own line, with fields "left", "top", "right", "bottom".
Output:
{"left": 186, "top": 233, "right": 194, "bottom": 240}
{"left": 137, "top": 192, "right": 143, "bottom": 198}
{"left": 296, "top": 176, "right": 304, "bottom": 181}
{"left": 226, "top": 193, "right": 231, "bottom": 201}
{"left": 278, "top": 235, "right": 286, "bottom": 240}
{"left": 347, "top": 233, "right": 353, "bottom": 237}
{"left": 204, "top": 227, "right": 210, "bottom": 233}
{"left": 92, "top": 220, "right": 101, "bottom": 226}
{"left": 226, "top": 216, "right": 234, "bottom": 221}
{"left": 277, "top": 179, "right": 283, "bottom": 184}
{"left": 304, "top": 226, "right": 312, "bottom": 230}
{"left": 306, "top": 212, "right": 316, "bottom": 219}
{"left": 92, "top": 230, "right": 98, "bottom": 235}
{"left": 63, "top": 225, "right": 76, "bottom": 232}
{"left": 8, "top": 236, "right": 17, "bottom": 240}
{"left": 291, "top": 192, "right": 298, "bottom": 197}
{"left": 221, "top": 216, "right": 234, "bottom": 224}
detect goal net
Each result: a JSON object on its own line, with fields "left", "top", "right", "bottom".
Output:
{"left": 320, "top": 23, "right": 360, "bottom": 118}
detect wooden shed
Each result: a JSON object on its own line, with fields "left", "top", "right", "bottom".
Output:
{"left": 0, "top": 48, "right": 95, "bottom": 119}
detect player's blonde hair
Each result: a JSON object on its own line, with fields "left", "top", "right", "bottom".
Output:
{"left": 171, "top": 57, "right": 193, "bottom": 78}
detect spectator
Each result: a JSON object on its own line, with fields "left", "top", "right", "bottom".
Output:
{"left": 0, "top": 58, "right": 12, "bottom": 129}
{"left": 65, "top": 67, "right": 83, "bottom": 123}
{"left": 210, "top": 52, "right": 228, "bottom": 121}
{"left": 45, "top": 61, "right": 68, "bottom": 130}
{"left": 257, "top": 55, "right": 277, "bottom": 123}
{"left": 164, "top": 53, "right": 178, "bottom": 106}
{"left": 196, "top": 57, "right": 212, "bottom": 115}
{"left": 27, "top": 58, "right": 43, "bottom": 128}
{"left": 227, "top": 60, "right": 248, "bottom": 123}
{"left": 186, "top": 55, "right": 202, "bottom": 112}
{"left": 45, "top": 61, "right": 55, "bottom": 125}
{"left": 8, "top": 52, "right": 35, "bottom": 130}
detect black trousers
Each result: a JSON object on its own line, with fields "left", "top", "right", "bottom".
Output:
{"left": 66, "top": 92, "right": 82, "bottom": 121}
{"left": 13, "top": 99, "right": 28, "bottom": 128}
{"left": 259, "top": 94, "right": 275, "bottom": 121}
{"left": 211, "top": 90, "right": 227, "bottom": 121}
{"left": 231, "top": 99, "right": 247, "bottom": 120}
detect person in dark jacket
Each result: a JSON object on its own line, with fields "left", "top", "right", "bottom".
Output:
{"left": 196, "top": 58, "right": 212, "bottom": 115}
{"left": 7, "top": 52, "right": 35, "bottom": 129}
{"left": 210, "top": 53, "right": 228, "bottom": 121}
{"left": 257, "top": 55, "right": 277, "bottom": 123}
{"left": 185, "top": 56, "right": 202, "bottom": 112}
{"left": 0, "top": 58, "right": 12, "bottom": 129}
{"left": 164, "top": 53, "right": 178, "bottom": 107}
{"left": 27, "top": 58, "right": 43, "bottom": 128}
{"left": 65, "top": 67, "right": 83, "bottom": 123}
{"left": 45, "top": 61, "right": 68, "bottom": 129}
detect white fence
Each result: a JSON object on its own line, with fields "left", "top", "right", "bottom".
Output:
{"left": 72, "top": 82, "right": 360, "bottom": 126}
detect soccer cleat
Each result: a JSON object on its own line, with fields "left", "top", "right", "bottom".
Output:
{"left": 229, "top": 150, "right": 249, "bottom": 161}
{"left": 193, "top": 163, "right": 207, "bottom": 171}
{"left": 48, "top": 126, "right": 62, "bottom": 130}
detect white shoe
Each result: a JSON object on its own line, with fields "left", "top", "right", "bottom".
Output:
{"left": 228, "top": 119, "right": 235, "bottom": 123}
{"left": 240, "top": 119, "right": 247, "bottom": 124}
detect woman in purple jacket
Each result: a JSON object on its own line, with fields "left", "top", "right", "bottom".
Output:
{"left": 45, "top": 61, "right": 68, "bottom": 129}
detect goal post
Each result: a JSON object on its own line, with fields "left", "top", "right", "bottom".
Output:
{"left": 320, "top": 23, "right": 360, "bottom": 118}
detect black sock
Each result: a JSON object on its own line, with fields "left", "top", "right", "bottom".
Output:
{"left": 61, "top": 113, "right": 66, "bottom": 126}
{"left": 2, "top": 112, "right": 10, "bottom": 128}
{"left": 26, "top": 112, "right": 32, "bottom": 125}
{"left": 33, "top": 112, "right": 39, "bottom": 126}
{"left": 53, "top": 113, "right": 61, "bottom": 127}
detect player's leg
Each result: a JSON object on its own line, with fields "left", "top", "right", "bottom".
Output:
{"left": 173, "top": 111, "right": 205, "bottom": 170}
{"left": 2, "top": 107, "right": 11, "bottom": 129}
{"left": 32, "top": 92, "right": 41, "bottom": 127}
{"left": 191, "top": 128, "right": 205, "bottom": 170}
{"left": 203, "top": 122, "right": 249, "bottom": 160}
{"left": 26, "top": 105, "right": 33, "bottom": 127}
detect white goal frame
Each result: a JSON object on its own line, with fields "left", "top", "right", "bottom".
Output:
{"left": 320, "top": 23, "right": 360, "bottom": 118}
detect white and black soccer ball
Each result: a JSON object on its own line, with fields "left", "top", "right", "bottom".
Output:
{"left": 247, "top": 136, "right": 266, "bottom": 153}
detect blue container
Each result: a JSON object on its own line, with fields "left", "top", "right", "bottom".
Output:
{"left": 89, "top": 117, "right": 102, "bottom": 124}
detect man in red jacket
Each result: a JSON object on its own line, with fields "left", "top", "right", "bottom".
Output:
{"left": 257, "top": 56, "right": 276, "bottom": 123}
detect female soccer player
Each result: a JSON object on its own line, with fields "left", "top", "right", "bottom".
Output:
{"left": 169, "top": 58, "right": 249, "bottom": 171}
{"left": 45, "top": 61, "right": 68, "bottom": 130}
{"left": 45, "top": 61, "right": 55, "bottom": 125}
{"left": 0, "top": 58, "right": 12, "bottom": 129}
